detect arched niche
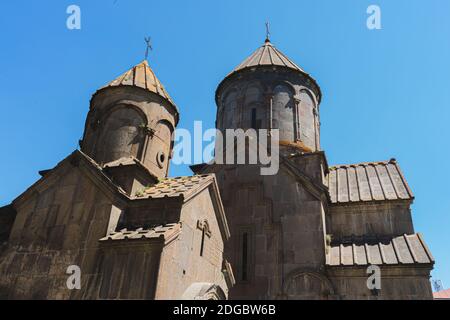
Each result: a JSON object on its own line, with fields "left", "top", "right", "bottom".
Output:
{"left": 143, "top": 119, "right": 174, "bottom": 175}
{"left": 298, "top": 88, "right": 318, "bottom": 149}
{"left": 95, "top": 105, "right": 147, "bottom": 164}
{"left": 181, "top": 283, "right": 227, "bottom": 300}
{"left": 244, "top": 83, "right": 263, "bottom": 104}
{"left": 221, "top": 89, "right": 239, "bottom": 130}
{"left": 244, "top": 84, "right": 264, "bottom": 130}
{"left": 272, "top": 83, "right": 295, "bottom": 141}
{"left": 298, "top": 87, "right": 318, "bottom": 108}
{"left": 283, "top": 270, "right": 334, "bottom": 300}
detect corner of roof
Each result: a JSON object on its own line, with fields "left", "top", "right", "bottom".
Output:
{"left": 99, "top": 223, "right": 182, "bottom": 246}
{"left": 327, "top": 157, "right": 414, "bottom": 204}
{"left": 12, "top": 150, "right": 129, "bottom": 209}
{"left": 282, "top": 155, "right": 331, "bottom": 203}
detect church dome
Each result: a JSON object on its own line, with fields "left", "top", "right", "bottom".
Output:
{"left": 216, "top": 39, "right": 321, "bottom": 103}
{"left": 99, "top": 60, "right": 177, "bottom": 111}
{"left": 229, "top": 39, "right": 306, "bottom": 75}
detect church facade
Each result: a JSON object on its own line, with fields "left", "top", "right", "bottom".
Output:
{"left": 0, "top": 37, "right": 434, "bottom": 300}
{"left": 0, "top": 60, "right": 234, "bottom": 300}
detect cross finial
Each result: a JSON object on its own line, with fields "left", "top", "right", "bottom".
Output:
{"left": 265, "top": 21, "right": 270, "bottom": 42}
{"left": 144, "top": 36, "right": 153, "bottom": 60}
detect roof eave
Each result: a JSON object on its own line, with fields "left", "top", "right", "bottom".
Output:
{"left": 12, "top": 150, "right": 130, "bottom": 210}
{"left": 329, "top": 197, "right": 414, "bottom": 207}
{"left": 215, "top": 65, "right": 322, "bottom": 107}
{"left": 90, "top": 85, "right": 180, "bottom": 125}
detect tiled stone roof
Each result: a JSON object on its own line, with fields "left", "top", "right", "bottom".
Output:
{"left": 230, "top": 39, "right": 305, "bottom": 76}
{"left": 99, "top": 223, "right": 180, "bottom": 242}
{"left": 103, "top": 156, "right": 159, "bottom": 181}
{"left": 103, "top": 157, "right": 138, "bottom": 168}
{"left": 136, "top": 174, "right": 214, "bottom": 199}
{"left": 326, "top": 159, "right": 413, "bottom": 204}
{"left": 217, "top": 38, "right": 322, "bottom": 104}
{"left": 101, "top": 60, "right": 176, "bottom": 109}
{"left": 326, "top": 233, "right": 434, "bottom": 267}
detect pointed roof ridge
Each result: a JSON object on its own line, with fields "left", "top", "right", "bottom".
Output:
{"left": 216, "top": 39, "right": 322, "bottom": 104}
{"left": 100, "top": 59, "right": 177, "bottom": 110}
{"left": 228, "top": 39, "right": 306, "bottom": 76}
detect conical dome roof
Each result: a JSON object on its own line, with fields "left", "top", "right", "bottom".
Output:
{"left": 100, "top": 60, "right": 176, "bottom": 109}
{"left": 229, "top": 39, "right": 306, "bottom": 76}
{"left": 217, "top": 39, "right": 321, "bottom": 103}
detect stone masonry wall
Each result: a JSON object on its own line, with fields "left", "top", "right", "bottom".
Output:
{"left": 155, "top": 187, "right": 228, "bottom": 299}
{"left": 209, "top": 162, "right": 327, "bottom": 299}
{"left": 328, "top": 201, "right": 414, "bottom": 239}
{"left": 0, "top": 161, "right": 118, "bottom": 299}
{"left": 327, "top": 266, "right": 433, "bottom": 300}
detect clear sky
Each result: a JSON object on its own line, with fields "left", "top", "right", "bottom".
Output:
{"left": 0, "top": 1, "right": 449, "bottom": 290}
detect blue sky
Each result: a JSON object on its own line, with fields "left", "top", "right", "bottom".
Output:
{"left": 0, "top": 1, "right": 449, "bottom": 289}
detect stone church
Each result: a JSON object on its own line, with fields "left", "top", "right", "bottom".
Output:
{"left": 0, "top": 36, "right": 434, "bottom": 300}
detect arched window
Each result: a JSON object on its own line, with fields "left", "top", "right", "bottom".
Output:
{"left": 245, "top": 86, "right": 263, "bottom": 130}
{"left": 96, "top": 106, "right": 145, "bottom": 164}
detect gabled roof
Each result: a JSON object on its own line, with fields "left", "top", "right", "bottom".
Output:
{"left": 99, "top": 223, "right": 181, "bottom": 245}
{"left": 10, "top": 150, "right": 230, "bottom": 242}
{"left": 136, "top": 174, "right": 215, "bottom": 200}
{"left": 12, "top": 150, "right": 130, "bottom": 209}
{"left": 103, "top": 157, "right": 140, "bottom": 168}
{"left": 282, "top": 155, "right": 331, "bottom": 202}
{"left": 103, "top": 156, "right": 159, "bottom": 182}
{"left": 134, "top": 173, "right": 231, "bottom": 241}
{"left": 326, "top": 233, "right": 434, "bottom": 267}
{"left": 190, "top": 154, "right": 330, "bottom": 204}
{"left": 13, "top": 150, "right": 217, "bottom": 209}
{"left": 326, "top": 159, "right": 414, "bottom": 204}
{"left": 100, "top": 60, "right": 177, "bottom": 110}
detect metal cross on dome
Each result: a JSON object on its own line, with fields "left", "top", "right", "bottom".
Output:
{"left": 265, "top": 22, "right": 271, "bottom": 42}
{"left": 144, "top": 36, "right": 153, "bottom": 60}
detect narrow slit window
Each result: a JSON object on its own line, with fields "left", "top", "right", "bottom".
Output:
{"left": 200, "top": 228, "right": 206, "bottom": 257}
{"left": 251, "top": 108, "right": 257, "bottom": 129}
{"left": 242, "top": 232, "right": 248, "bottom": 281}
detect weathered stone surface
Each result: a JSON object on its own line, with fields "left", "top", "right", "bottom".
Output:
{"left": 192, "top": 38, "right": 434, "bottom": 300}
{"left": 0, "top": 38, "right": 434, "bottom": 300}
{"left": 0, "top": 60, "right": 232, "bottom": 300}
